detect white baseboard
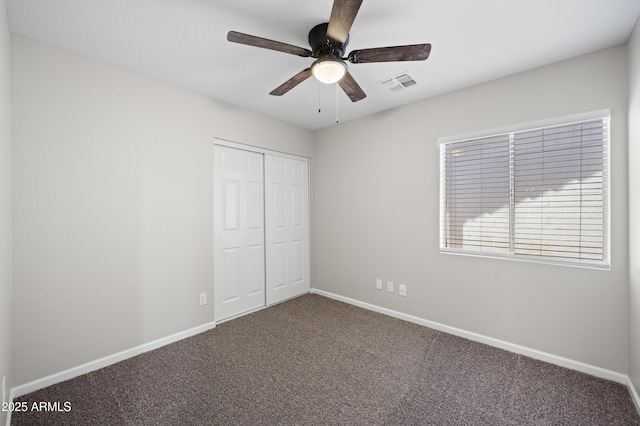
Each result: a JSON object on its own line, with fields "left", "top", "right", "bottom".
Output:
{"left": 310, "top": 288, "right": 629, "bottom": 385}
{"left": 10, "top": 321, "right": 216, "bottom": 400}
{"left": 629, "top": 376, "right": 640, "bottom": 416}
{"left": 5, "top": 388, "right": 13, "bottom": 426}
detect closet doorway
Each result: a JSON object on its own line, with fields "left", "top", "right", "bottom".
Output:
{"left": 213, "top": 141, "right": 310, "bottom": 322}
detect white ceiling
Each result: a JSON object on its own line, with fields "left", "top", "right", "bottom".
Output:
{"left": 6, "top": 0, "right": 640, "bottom": 130}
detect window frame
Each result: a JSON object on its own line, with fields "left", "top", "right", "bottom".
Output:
{"left": 439, "top": 110, "right": 610, "bottom": 270}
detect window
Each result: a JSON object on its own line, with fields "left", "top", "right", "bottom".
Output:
{"left": 440, "top": 113, "right": 609, "bottom": 268}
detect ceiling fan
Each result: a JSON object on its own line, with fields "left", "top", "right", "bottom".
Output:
{"left": 227, "top": 0, "right": 432, "bottom": 102}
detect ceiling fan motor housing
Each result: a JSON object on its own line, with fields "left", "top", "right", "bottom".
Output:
{"left": 309, "top": 23, "right": 349, "bottom": 58}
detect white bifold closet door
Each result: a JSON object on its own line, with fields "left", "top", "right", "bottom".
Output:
{"left": 214, "top": 146, "right": 266, "bottom": 322}
{"left": 214, "top": 145, "right": 309, "bottom": 322}
{"left": 264, "top": 155, "right": 310, "bottom": 306}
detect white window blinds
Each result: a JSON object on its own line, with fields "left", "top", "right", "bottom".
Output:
{"left": 441, "top": 135, "right": 511, "bottom": 254}
{"left": 440, "top": 115, "right": 609, "bottom": 268}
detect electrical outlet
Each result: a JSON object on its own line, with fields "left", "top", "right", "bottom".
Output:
{"left": 399, "top": 284, "right": 407, "bottom": 297}
{"left": 387, "top": 281, "right": 394, "bottom": 293}
{"left": 376, "top": 279, "right": 382, "bottom": 290}
{"left": 199, "top": 293, "right": 207, "bottom": 306}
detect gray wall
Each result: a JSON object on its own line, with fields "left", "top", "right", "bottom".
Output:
{"left": 10, "top": 35, "right": 314, "bottom": 386}
{"left": 0, "top": 0, "right": 11, "bottom": 424}
{"left": 314, "top": 45, "right": 629, "bottom": 373}
{"left": 629, "top": 16, "right": 640, "bottom": 400}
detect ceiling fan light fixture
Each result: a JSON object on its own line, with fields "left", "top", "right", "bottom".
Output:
{"left": 311, "top": 57, "right": 347, "bottom": 84}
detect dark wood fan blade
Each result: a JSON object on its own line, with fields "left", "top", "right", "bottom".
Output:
{"left": 348, "top": 43, "right": 431, "bottom": 63}
{"left": 270, "top": 68, "right": 313, "bottom": 96}
{"left": 338, "top": 71, "right": 366, "bottom": 102}
{"left": 326, "top": 0, "right": 363, "bottom": 46}
{"left": 227, "top": 31, "right": 312, "bottom": 57}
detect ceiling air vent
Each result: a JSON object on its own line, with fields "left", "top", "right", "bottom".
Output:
{"left": 379, "top": 73, "right": 418, "bottom": 92}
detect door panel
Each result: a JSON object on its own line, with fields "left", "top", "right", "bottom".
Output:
{"left": 222, "top": 248, "right": 240, "bottom": 301}
{"left": 214, "top": 146, "right": 265, "bottom": 321}
{"left": 265, "top": 155, "right": 310, "bottom": 305}
{"left": 223, "top": 180, "right": 239, "bottom": 230}
{"left": 292, "top": 240, "right": 304, "bottom": 283}
{"left": 247, "top": 244, "right": 264, "bottom": 295}
{"left": 273, "top": 242, "right": 287, "bottom": 289}
{"left": 272, "top": 183, "right": 286, "bottom": 228}
{"left": 247, "top": 182, "right": 263, "bottom": 229}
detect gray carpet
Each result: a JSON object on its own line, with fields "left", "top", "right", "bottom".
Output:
{"left": 11, "top": 294, "right": 640, "bottom": 425}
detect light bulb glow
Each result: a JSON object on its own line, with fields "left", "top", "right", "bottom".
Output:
{"left": 311, "top": 58, "right": 347, "bottom": 84}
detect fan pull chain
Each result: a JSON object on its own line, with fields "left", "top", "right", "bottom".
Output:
{"left": 318, "top": 82, "right": 321, "bottom": 114}
{"left": 336, "top": 83, "right": 339, "bottom": 124}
